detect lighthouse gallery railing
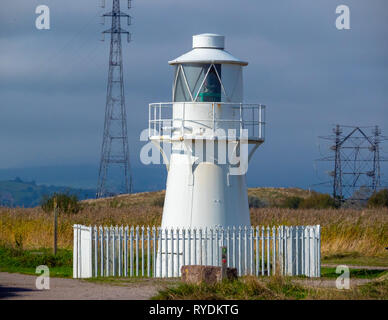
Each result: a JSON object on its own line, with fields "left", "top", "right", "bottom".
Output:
{"left": 73, "top": 225, "right": 320, "bottom": 279}
{"left": 148, "top": 102, "right": 266, "bottom": 142}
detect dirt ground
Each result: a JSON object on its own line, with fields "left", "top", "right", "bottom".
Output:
{"left": 295, "top": 278, "right": 372, "bottom": 288}
{"left": 0, "top": 272, "right": 160, "bottom": 300}
{"left": 0, "top": 271, "right": 378, "bottom": 300}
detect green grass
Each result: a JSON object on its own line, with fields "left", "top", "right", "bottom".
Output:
{"left": 153, "top": 275, "right": 388, "bottom": 300}
{"left": 0, "top": 265, "right": 73, "bottom": 277}
{"left": 358, "top": 278, "right": 388, "bottom": 299}
{"left": 84, "top": 276, "right": 179, "bottom": 287}
{"left": 321, "top": 267, "right": 387, "bottom": 279}
{"left": 0, "top": 246, "right": 73, "bottom": 278}
{"left": 322, "top": 252, "right": 388, "bottom": 267}
{"left": 152, "top": 275, "right": 309, "bottom": 300}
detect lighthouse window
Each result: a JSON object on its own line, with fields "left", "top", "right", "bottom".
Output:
{"left": 174, "top": 65, "right": 191, "bottom": 102}
{"left": 182, "top": 64, "right": 207, "bottom": 99}
{"left": 173, "top": 63, "right": 223, "bottom": 102}
{"left": 197, "top": 64, "right": 221, "bottom": 102}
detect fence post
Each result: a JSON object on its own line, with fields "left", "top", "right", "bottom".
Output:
{"left": 232, "top": 226, "right": 236, "bottom": 270}
{"left": 100, "top": 226, "right": 104, "bottom": 277}
{"left": 300, "top": 226, "right": 304, "bottom": 276}
{"left": 172, "top": 228, "right": 179, "bottom": 277}
{"left": 306, "top": 226, "right": 310, "bottom": 277}
{"left": 255, "top": 226, "right": 259, "bottom": 276}
{"left": 309, "top": 226, "right": 312, "bottom": 277}
{"left": 177, "top": 227, "right": 180, "bottom": 276}
{"left": 302, "top": 226, "right": 305, "bottom": 276}
{"left": 73, "top": 225, "right": 78, "bottom": 278}
{"left": 272, "top": 226, "right": 276, "bottom": 275}
{"left": 147, "top": 226, "right": 151, "bottom": 277}
{"left": 136, "top": 226, "right": 139, "bottom": 277}
{"left": 124, "top": 226, "right": 128, "bottom": 277}
{"left": 290, "top": 226, "right": 293, "bottom": 276}
{"left": 267, "top": 227, "right": 270, "bottom": 276}
{"left": 280, "top": 226, "right": 284, "bottom": 275}
{"left": 199, "top": 227, "right": 203, "bottom": 266}
{"left": 182, "top": 228, "right": 186, "bottom": 267}
{"left": 164, "top": 228, "right": 168, "bottom": 277}
{"left": 261, "top": 226, "right": 264, "bottom": 276}
{"left": 170, "top": 227, "right": 174, "bottom": 277}
{"left": 277, "top": 226, "right": 281, "bottom": 275}
{"left": 141, "top": 226, "right": 145, "bottom": 277}
{"left": 193, "top": 228, "right": 197, "bottom": 266}
{"left": 296, "top": 226, "right": 300, "bottom": 276}
{"left": 312, "top": 226, "right": 316, "bottom": 277}
{"left": 112, "top": 226, "right": 116, "bottom": 277}
{"left": 284, "top": 226, "right": 287, "bottom": 275}
{"left": 88, "top": 226, "right": 93, "bottom": 278}
{"left": 118, "top": 226, "right": 122, "bottom": 277}
{"left": 143, "top": 226, "right": 151, "bottom": 277}
{"left": 244, "top": 226, "right": 248, "bottom": 276}
{"left": 284, "top": 226, "right": 288, "bottom": 275}
{"left": 94, "top": 226, "right": 98, "bottom": 277}
{"left": 227, "top": 227, "right": 231, "bottom": 268}
{"left": 159, "top": 227, "right": 162, "bottom": 278}
{"left": 207, "top": 227, "right": 212, "bottom": 266}
{"left": 152, "top": 226, "right": 156, "bottom": 277}
{"left": 288, "top": 226, "right": 292, "bottom": 275}
{"left": 204, "top": 227, "right": 208, "bottom": 266}
{"left": 238, "top": 226, "right": 242, "bottom": 276}
{"left": 106, "top": 227, "right": 110, "bottom": 276}
{"left": 317, "top": 225, "right": 321, "bottom": 277}
{"left": 250, "top": 227, "right": 254, "bottom": 275}
{"left": 130, "top": 226, "right": 134, "bottom": 277}
{"left": 188, "top": 228, "right": 191, "bottom": 266}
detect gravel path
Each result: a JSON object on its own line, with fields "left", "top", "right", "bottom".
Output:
{"left": 1, "top": 267, "right": 384, "bottom": 300}
{"left": 0, "top": 272, "right": 161, "bottom": 300}
{"left": 295, "top": 278, "right": 373, "bottom": 288}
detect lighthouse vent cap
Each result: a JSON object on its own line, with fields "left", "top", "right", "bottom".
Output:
{"left": 193, "top": 34, "right": 225, "bottom": 49}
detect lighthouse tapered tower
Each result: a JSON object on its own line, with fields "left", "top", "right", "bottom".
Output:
{"left": 149, "top": 34, "right": 265, "bottom": 230}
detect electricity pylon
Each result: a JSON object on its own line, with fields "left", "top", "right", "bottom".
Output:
{"left": 96, "top": 0, "right": 133, "bottom": 198}
{"left": 318, "top": 125, "right": 387, "bottom": 205}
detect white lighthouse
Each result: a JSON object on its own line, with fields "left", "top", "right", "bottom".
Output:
{"left": 149, "top": 34, "right": 265, "bottom": 276}
{"left": 150, "top": 33, "right": 265, "bottom": 228}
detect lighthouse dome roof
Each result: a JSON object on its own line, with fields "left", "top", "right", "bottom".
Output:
{"left": 168, "top": 33, "right": 248, "bottom": 66}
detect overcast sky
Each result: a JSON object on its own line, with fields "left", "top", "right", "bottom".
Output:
{"left": 0, "top": 0, "right": 387, "bottom": 191}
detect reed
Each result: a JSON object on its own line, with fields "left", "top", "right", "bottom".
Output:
{"left": 1, "top": 197, "right": 387, "bottom": 257}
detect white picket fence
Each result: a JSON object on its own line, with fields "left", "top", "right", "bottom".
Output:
{"left": 73, "top": 224, "right": 320, "bottom": 279}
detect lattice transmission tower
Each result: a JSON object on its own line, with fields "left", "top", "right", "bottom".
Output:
{"left": 96, "top": 0, "right": 133, "bottom": 198}
{"left": 317, "top": 125, "right": 387, "bottom": 205}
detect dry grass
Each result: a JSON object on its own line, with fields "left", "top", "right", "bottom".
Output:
{"left": 250, "top": 207, "right": 388, "bottom": 257}
{"left": 248, "top": 187, "right": 312, "bottom": 206}
{"left": 153, "top": 275, "right": 308, "bottom": 300}
{"left": 0, "top": 206, "right": 162, "bottom": 250}
{"left": 153, "top": 274, "right": 388, "bottom": 300}
{"left": 0, "top": 190, "right": 387, "bottom": 259}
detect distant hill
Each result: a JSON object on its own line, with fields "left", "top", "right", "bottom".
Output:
{"left": 248, "top": 187, "right": 313, "bottom": 206}
{"left": 0, "top": 165, "right": 167, "bottom": 191}
{"left": 0, "top": 175, "right": 315, "bottom": 209}
{"left": 0, "top": 178, "right": 95, "bottom": 208}
{"left": 81, "top": 187, "right": 313, "bottom": 209}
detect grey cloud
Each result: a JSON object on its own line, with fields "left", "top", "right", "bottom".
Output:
{"left": 0, "top": 0, "right": 387, "bottom": 191}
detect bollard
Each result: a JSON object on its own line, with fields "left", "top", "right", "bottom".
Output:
{"left": 221, "top": 246, "right": 227, "bottom": 281}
